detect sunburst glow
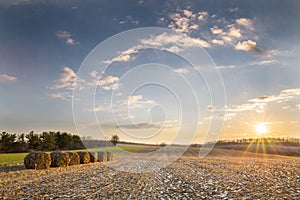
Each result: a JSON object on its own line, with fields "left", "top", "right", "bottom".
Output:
{"left": 255, "top": 123, "right": 269, "bottom": 135}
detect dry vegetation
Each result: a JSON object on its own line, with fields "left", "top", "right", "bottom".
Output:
{"left": 1, "top": 148, "right": 299, "bottom": 199}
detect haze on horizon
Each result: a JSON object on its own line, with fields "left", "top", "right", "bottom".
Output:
{"left": 0, "top": 0, "right": 300, "bottom": 145}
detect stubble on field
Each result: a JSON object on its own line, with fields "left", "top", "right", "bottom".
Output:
{"left": 1, "top": 148, "right": 299, "bottom": 199}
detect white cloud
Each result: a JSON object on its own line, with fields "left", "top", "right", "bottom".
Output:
{"left": 50, "top": 66, "right": 77, "bottom": 90}
{"left": 87, "top": 106, "right": 103, "bottom": 112}
{"left": 140, "top": 32, "right": 210, "bottom": 49}
{"left": 236, "top": 18, "right": 254, "bottom": 30}
{"left": 252, "top": 60, "right": 278, "bottom": 65}
{"left": 88, "top": 70, "right": 120, "bottom": 91}
{"left": 124, "top": 95, "right": 155, "bottom": 108}
{"left": 48, "top": 92, "right": 71, "bottom": 101}
{"left": 210, "top": 25, "right": 242, "bottom": 45}
{"left": 48, "top": 66, "right": 85, "bottom": 101}
{"left": 210, "top": 26, "right": 223, "bottom": 35}
{"left": 197, "top": 11, "right": 208, "bottom": 21}
{"left": 97, "top": 74, "right": 120, "bottom": 91}
{"left": 215, "top": 65, "right": 238, "bottom": 69}
{"left": 119, "top": 16, "right": 139, "bottom": 25}
{"left": 89, "top": 70, "right": 98, "bottom": 79}
{"left": 0, "top": 73, "right": 17, "bottom": 81}
{"left": 167, "top": 9, "right": 209, "bottom": 34}
{"left": 103, "top": 47, "right": 139, "bottom": 64}
{"left": 235, "top": 40, "right": 257, "bottom": 51}
{"left": 56, "top": 31, "right": 77, "bottom": 45}
{"left": 105, "top": 32, "right": 210, "bottom": 66}
{"left": 227, "top": 25, "right": 242, "bottom": 38}
{"left": 183, "top": 9, "right": 193, "bottom": 18}
{"left": 235, "top": 40, "right": 274, "bottom": 57}
{"left": 226, "top": 7, "right": 238, "bottom": 12}
{"left": 168, "top": 14, "right": 192, "bottom": 34}
{"left": 282, "top": 106, "right": 291, "bottom": 110}
{"left": 227, "top": 102, "right": 265, "bottom": 113}
{"left": 98, "top": 74, "right": 119, "bottom": 86}
{"left": 212, "top": 39, "right": 225, "bottom": 46}
{"left": 127, "top": 95, "right": 142, "bottom": 104}
{"left": 249, "top": 88, "right": 300, "bottom": 104}
{"left": 225, "top": 88, "right": 300, "bottom": 118}
{"left": 174, "top": 68, "right": 189, "bottom": 74}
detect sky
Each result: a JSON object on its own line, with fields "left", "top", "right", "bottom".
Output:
{"left": 0, "top": 0, "right": 300, "bottom": 144}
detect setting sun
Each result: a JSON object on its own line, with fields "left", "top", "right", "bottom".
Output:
{"left": 255, "top": 123, "right": 269, "bottom": 135}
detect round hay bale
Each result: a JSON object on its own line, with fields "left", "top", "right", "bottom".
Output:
{"left": 77, "top": 151, "right": 90, "bottom": 164}
{"left": 24, "top": 152, "right": 51, "bottom": 170}
{"left": 106, "top": 151, "right": 113, "bottom": 161}
{"left": 97, "top": 151, "right": 107, "bottom": 162}
{"left": 50, "top": 151, "right": 70, "bottom": 167}
{"left": 67, "top": 152, "right": 80, "bottom": 165}
{"left": 89, "top": 152, "right": 98, "bottom": 163}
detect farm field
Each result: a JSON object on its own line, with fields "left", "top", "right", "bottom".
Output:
{"left": 0, "top": 145, "right": 159, "bottom": 166}
{"left": 1, "top": 148, "right": 299, "bottom": 199}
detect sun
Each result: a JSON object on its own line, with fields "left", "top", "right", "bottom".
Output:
{"left": 255, "top": 123, "right": 269, "bottom": 135}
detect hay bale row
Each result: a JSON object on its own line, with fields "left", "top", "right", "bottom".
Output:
{"left": 67, "top": 152, "right": 80, "bottom": 165}
{"left": 50, "top": 151, "right": 70, "bottom": 167}
{"left": 106, "top": 151, "right": 113, "bottom": 161}
{"left": 24, "top": 151, "right": 113, "bottom": 170}
{"left": 89, "top": 152, "right": 98, "bottom": 163}
{"left": 24, "top": 152, "right": 51, "bottom": 170}
{"left": 97, "top": 151, "right": 107, "bottom": 162}
{"left": 97, "top": 151, "right": 113, "bottom": 162}
{"left": 77, "top": 151, "right": 90, "bottom": 164}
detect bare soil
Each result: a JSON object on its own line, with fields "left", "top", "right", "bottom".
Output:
{"left": 1, "top": 148, "right": 299, "bottom": 199}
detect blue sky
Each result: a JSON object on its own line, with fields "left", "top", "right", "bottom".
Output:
{"left": 0, "top": 0, "right": 300, "bottom": 144}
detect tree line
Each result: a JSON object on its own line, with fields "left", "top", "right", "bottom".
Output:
{"left": 0, "top": 131, "right": 85, "bottom": 153}
{"left": 210, "top": 137, "right": 300, "bottom": 146}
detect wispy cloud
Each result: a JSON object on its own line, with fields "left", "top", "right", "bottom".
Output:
{"left": 56, "top": 31, "right": 77, "bottom": 45}
{"left": 48, "top": 92, "right": 71, "bottom": 101}
{"left": 119, "top": 15, "right": 139, "bottom": 25}
{"left": 251, "top": 60, "right": 279, "bottom": 65}
{"left": 103, "top": 32, "right": 210, "bottom": 64}
{"left": 211, "top": 39, "right": 225, "bottom": 46}
{"left": 117, "top": 122, "right": 162, "bottom": 129}
{"left": 124, "top": 95, "right": 155, "bottom": 109}
{"left": 235, "top": 40, "right": 270, "bottom": 56}
{"left": 50, "top": 66, "right": 77, "bottom": 90}
{"left": 236, "top": 18, "right": 254, "bottom": 30}
{"left": 87, "top": 106, "right": 103, "bottom": 113}
{"left": 117, "top": 120, "right": 179, "bottom": 130}
{"left": 140, "top": 32, "right": 211, "bottom": 50}
{"left": 89, "top": 71, "right": 120, "bottom": 91}
{"left": 48, "top": 66, "right": 84, "bottom": 101}
{"left": 0, "top": 73, "right": 17, "bottom": 82}
{"left": 174, "top": 68, "right": 189, "bottom": 74}
{"left": 226, "top": 88, "right": 300, "bottom": 118}
{"left": 167, "top": 9, "right": 208, "bottom": 34}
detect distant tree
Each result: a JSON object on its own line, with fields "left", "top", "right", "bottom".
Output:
{"left": 15, "top": 133, "right": 29, "bottom": 152}
{"left": 110, "top": 135, "right": 120, "bottom": 145}
{"left": 26, "top": 131, "right": 41, "bottom": 150}
{"left": 40, "top": 132, "right": 57, "bottom": 151}
{"left": 0, "top": 132, "right": 16, "bottom": 152}
{"left": 55, "top": 132, "right": 73, "bottom": 150}
{"left": 160, "top": 142, "right": 166, "bottom": 147}
{"left": 71, "top": 135, "right": 84, "bottom": 149}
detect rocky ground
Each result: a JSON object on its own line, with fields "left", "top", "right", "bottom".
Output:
{"left": 1, "top": 148, "right": 299, "bottom": 199}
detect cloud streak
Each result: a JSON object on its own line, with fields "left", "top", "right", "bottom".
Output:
{"left": 48, "top": 66, "right": 84, "bottom": 101}
{"left": 235, "top": 40, "right": 269, "bottom": 56}
{"left": 56, "top": 31, "right": 77, "bottom": 45}
{"left": 0, "top": 73, "right": 17, "bottom": 82}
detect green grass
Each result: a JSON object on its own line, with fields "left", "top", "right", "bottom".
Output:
{"left": 0, "top": 145, "right": 153, "bottom": 166}
{"left": 0, "top": 153, "right": 28, "bottom": 166}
